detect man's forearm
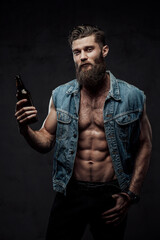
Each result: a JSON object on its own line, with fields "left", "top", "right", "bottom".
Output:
{"left": 128, "top": 103, "right": 152, "bottom": 196}
{"left": 19, "top": 125, "right": 54, "bottom": 153}
{"left": 129, "top": 142, "right": 152, "bottom": 195}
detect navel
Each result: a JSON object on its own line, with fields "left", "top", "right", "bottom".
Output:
{"left": 88, "top": 160, "right": 94, "bottom": 165}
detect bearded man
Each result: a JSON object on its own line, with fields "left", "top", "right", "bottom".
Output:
{"left": 15, "top": 25, "right": 152, "bottom": 240}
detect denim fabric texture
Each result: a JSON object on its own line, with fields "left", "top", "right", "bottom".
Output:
{"left": 52, "top": 71, "right": 145, "bottom": 194}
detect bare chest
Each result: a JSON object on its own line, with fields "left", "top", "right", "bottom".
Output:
{"left": 78, "top": 94, "right": 106, "bottom": 130}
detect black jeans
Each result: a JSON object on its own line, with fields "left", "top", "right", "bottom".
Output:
{"left": 45, "top": 178, "right": 127, "bottom": 240}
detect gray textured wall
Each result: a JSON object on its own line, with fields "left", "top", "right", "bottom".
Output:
{"left": 0, "top": 1, "right": 159, "bottom": 240}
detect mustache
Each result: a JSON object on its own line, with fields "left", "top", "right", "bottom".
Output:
{"left": 78, "top": 63, "right": 93, "bottom": 71}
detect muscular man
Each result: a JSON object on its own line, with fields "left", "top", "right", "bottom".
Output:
{"left": 15, "top": 25, "right": 152, "bottom": 240}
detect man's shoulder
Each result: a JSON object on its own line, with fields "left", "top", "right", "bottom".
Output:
{"left": 116, "top": 78, "right": 144, "bottom": 96}
{"left": 115, "top": 77, "right": 146, "bottom": 106}
{"left": 117, "top": 78, "right": 140, "bottom": 91}
{"left": 52, "top": 79, "right": 79, "bottom": 106}
{"left": 109, "top": 71, "right": 144, "bottom": 96}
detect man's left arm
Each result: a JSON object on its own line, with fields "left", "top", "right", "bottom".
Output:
{"left": 126, "top": 103, "right": 152, "bottom": 195}
{"left": 102, "top": 103, "right": 152, "bottom": 225}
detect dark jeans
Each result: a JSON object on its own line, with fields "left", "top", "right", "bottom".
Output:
{"left": 45, "top": 178, "right": 127, "bottom": 240}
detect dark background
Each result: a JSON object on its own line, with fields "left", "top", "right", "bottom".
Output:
{"left": 0, "top": 1, "right": 159, "bottom": 239}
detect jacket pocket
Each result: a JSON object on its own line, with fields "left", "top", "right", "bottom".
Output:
{"left": 56, "top": 110, "right": 71, "bottom": 140}
{"left": 115, "top": 111, "right": 140, "bottom": 141}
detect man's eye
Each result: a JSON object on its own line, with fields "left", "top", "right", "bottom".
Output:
{"left": 87, "top": 47, "right": 93, "bottom": 52}
{"left": 73, "top": 51, "right": 80, "bottom": 56}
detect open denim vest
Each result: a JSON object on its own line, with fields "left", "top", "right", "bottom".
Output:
{"left": 51, "top": 71, "right": 145, "bottom": 194}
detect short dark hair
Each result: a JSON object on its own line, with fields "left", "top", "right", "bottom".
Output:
{"left": 68, "top": 24, "right": 106, "bottom": 48}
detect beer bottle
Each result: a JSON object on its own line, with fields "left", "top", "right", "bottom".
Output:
{"left": 15, "top": 75, "right": 38, "bottom": 124}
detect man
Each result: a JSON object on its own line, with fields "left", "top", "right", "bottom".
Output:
{"left": 15, "top": 25, "right": 152, "bottom": 240}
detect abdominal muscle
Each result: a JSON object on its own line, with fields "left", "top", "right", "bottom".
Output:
{"left": 73, "top": 127, "right": 116, "bottom": 182}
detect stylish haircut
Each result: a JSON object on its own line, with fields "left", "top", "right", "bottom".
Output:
{"left": 68, "top": 24, "right": 106, "bottom": 48}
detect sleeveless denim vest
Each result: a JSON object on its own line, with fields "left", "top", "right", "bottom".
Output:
{"left": 52, "top": 71, "right": 145, "bottom": 194}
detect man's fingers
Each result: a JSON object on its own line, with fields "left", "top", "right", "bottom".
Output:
{"left": 18, "top": 114, "right": 37, "bottom": 124}
{"left": 102, "top": 210, "right": 126, "bottom": 225}
{"left": 102, "top": 212, "right": 118, "bottom": 220}
{"left": 15, "top": 106, "right": 36, "bottom": 117}
{"left": 16, "top": 110, "right": 37, "bottom": 120}
{"left": 102, "top": 208, "right": 124, "bottom": 219}
{"left": 16, "top": 99, "right": 28, "bottom": 111}
{"left": 15, "top": 106, "right": 37, "bottom": 126}
{"left": 15, "top": 98, "right": 37, "bottom": 126}
{"left": 105, "top": 216, "right": 119, "bottom": 224}
{"left": 101, "top": 206, "right": 117, "bottom": 216}
{"left": 105, "top": 212, "right": 127, "bottom": 225}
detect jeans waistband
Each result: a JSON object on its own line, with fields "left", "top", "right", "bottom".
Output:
{"left": 67, "top": 178, "right": 120, "bottom": 193}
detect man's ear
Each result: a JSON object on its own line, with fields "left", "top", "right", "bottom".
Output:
{"left": 102, "top": 45, "right": 109, "bottom": 58}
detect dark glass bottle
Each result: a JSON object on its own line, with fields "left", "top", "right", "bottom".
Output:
{"left": 16, "top": 75, "right": 38, "bottom": 124}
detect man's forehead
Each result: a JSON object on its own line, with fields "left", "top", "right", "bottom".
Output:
{"left": 72, "top": 35, "right": 97, "bottom": 49}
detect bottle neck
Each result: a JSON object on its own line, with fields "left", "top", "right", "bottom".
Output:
{"left": 16, "top": 76, "right": 25, "bottom": 91}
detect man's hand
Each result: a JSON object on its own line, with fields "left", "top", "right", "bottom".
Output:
{"left": 14, "top": 96, "right": 56, "bottom": 153}
{"left": 101, "top": 193, "right": 131, "bottom": 226}
{"left": 15, "top": 99, "right": 38, "bottom": 126}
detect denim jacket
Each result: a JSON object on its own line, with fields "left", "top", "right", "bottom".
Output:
{"left": 52, "top": 71, "right": 145, "bottom": 194}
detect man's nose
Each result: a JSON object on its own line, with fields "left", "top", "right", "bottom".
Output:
{"left": 80, "top": 51, "right": 87, "bottom": 62}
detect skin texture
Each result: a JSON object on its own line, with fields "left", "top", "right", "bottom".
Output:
{"left": 15, "top": 34, "right": 152, "bottom": 225}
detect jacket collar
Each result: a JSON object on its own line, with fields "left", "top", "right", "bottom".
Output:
{"left": 66, "top": 80, "right": 80, "bottom": 95}
{"left": 107, "top": 71, "right": 121, "bottom": 101}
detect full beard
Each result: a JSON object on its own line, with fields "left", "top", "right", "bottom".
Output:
{"left": 76, "top": 53, "right": 107, "bottom": 93}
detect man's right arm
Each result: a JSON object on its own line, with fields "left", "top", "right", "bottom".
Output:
{"left": 15, "top": 97, "right": 57, "bottom": 153}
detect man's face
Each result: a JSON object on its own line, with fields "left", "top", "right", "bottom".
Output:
{"left": 72, "top": 35, "right": 103, "bottom": 71}
{"left": 72, "top": 35, "right": 109, "bottom": 90}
